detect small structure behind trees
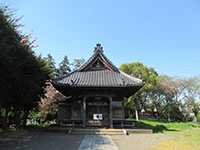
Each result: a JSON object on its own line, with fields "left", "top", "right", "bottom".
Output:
{"left": 39, "top": 82, "right": 66, "bottom": 123}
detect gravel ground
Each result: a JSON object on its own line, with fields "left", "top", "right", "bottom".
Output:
{"left": 112, "top": 134, "right": 170, "bottom": 150}
{"left": 0, "top": 131, "right": 84, "bottom": 150}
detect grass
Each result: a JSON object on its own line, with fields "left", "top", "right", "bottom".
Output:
{"left": 134, "top": 118, "right": 199, "bottom": 133}
{"left": 136, "top": 119, "right": 200, "bottom": 150}
{"left": 150, "top": 128, "right": 200, "bottom": 150}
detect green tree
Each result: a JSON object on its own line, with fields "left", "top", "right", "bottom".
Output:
{"left": 120, "top": 62, "right": 158, "bottom": 120}
{"left": 44, "top": 54, "right": 57, "bottom": 78}
{"left": 0, "top": 6, "right": 51, "bottom": 127}
{"left": 181, "top": 77, "right": 200, "bottom": 119}
{"left": 73, "top": 58, "right": 85, "bottom": 70}
{"left": 152, "top": 76, "right": 182, "bottom": 121}
{"left": 57, "top": 55, "right": 71, "bottom": 77}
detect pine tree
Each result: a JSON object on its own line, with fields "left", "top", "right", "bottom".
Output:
{"left": 44, "top": 54, "right": 58, "bottom": 78}
{"left": 73, "top": 58, "right": 85, "bottom": 70}
{"left": 57, "top": 55, "right": 71, "bottom": 77}
{"left": 0, "top": 6, "right": 51, "bottom": 127}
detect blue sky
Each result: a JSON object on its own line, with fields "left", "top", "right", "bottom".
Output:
{"left": 2, "top": 0, "right": 200, "bottom": 76}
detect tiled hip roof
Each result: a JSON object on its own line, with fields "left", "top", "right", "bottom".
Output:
{"left": 56, "top": 70, "right": 143, "bottom": 87}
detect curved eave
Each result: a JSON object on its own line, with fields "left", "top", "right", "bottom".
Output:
{"left": 53, "top": 81, "right": 143, "bottom": 88}
{"left": 53, "top": 81, "right": 143, "bottom": 98}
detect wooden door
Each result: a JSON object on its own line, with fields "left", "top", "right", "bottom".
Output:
{"left": 86, "top": 98, "right": 109, "bottom": 127}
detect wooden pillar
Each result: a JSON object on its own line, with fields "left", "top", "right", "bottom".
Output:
{"left": 70, "top": 103, "right": 73, "bottom": 120}
{"left": 109, "top": 96, "right": 113, "bottom": 128}
{"left": 83, "top": 97, "right": 86, "bottom": 127}
{"left": 121, "top": 97, "right": 127, "bottom": 128}
{"left": 122, "top": 97, "right": 126, "bottom": 120}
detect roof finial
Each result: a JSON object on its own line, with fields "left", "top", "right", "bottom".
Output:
{"left": 94, "top": 43, "right": 103, "bottom": 53}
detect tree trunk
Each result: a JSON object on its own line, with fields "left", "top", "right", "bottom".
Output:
{"left": 135, "top": 109, "right": 139, "bottom": 121}
{"left": 167, "top": 113, "right": 171, "bottom": 122}
{"left": 128, "top": 109, "right": 132, "bottom": 119}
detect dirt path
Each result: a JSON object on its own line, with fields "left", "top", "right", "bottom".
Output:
{"left": 112, "top": 134, "right": 170, "bottom": 150}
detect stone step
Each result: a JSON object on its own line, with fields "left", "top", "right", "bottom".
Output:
{"left": 69, "top": 128, "right": 153, "bottom": 135}
{"left": 71, "top": 128, "right": 123, "bottom": 132}
{"left": 71, "top": 128, "right": 153, "bottom": 135}
{"left": 126, "top": 129, "right": 153, "bottom": 134}
{"left": 69, "top": 128, "right": 124, "bottom": 135}
{"left": 26, "top": 127, "right": 152, "bottom": 135}
{"left": 70, "top": 132, "right": 124, "bottom": 135}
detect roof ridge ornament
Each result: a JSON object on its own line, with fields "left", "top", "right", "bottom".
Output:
{"left": 94, "top": 43, "right": 103, "bottom": 53}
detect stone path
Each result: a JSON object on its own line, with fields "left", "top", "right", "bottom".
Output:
{"left": 0, "top": 131, "right": 171, "bottom": 150}
{"left": 0, "top": 131, "right": 84, "bottom": 150}
{"left": 78, "top": 135, "right": 119, "bottom": 150}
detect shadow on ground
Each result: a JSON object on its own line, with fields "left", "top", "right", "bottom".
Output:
{"left": 134, "top": 121, "right": 177, "bottom": 133}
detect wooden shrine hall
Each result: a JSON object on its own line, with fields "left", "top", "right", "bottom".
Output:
{"left": 54, "top": 44, "right": 143, "bottom": 128}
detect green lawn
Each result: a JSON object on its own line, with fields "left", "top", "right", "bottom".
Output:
{"left": 136, "top": 119, "right": 200, "bottom": 150}
{"left": 137, "top": 119, "right": 199, "bottom": 132}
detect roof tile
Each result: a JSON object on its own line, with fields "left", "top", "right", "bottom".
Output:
{"left": 57, "top": 70, "right": 142, "bottom": 87}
